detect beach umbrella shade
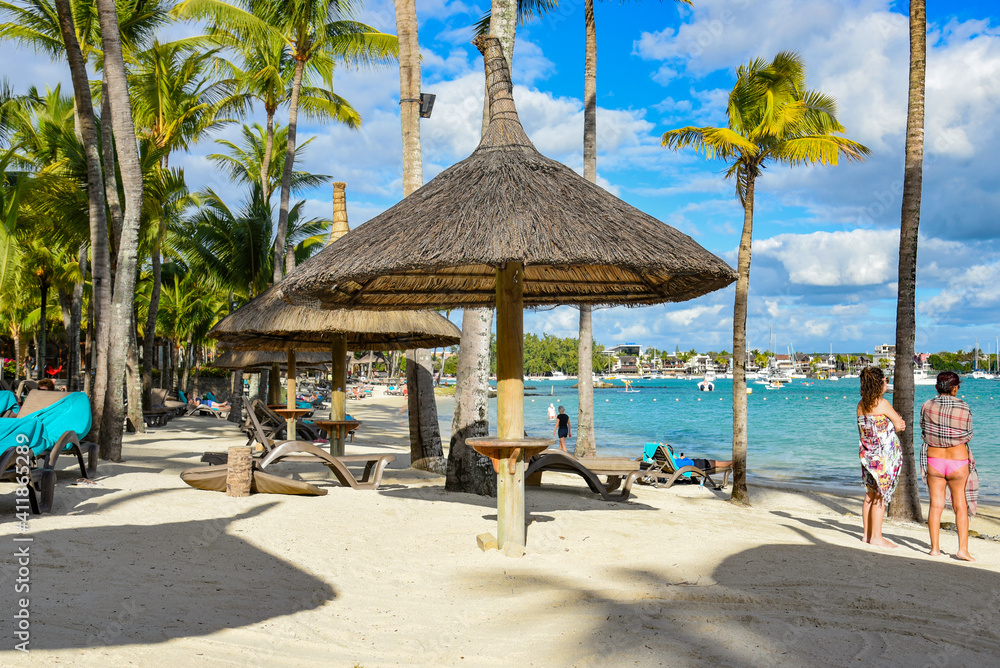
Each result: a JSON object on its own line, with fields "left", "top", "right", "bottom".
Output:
{"left": 209, "top": 239, "right": 460, "bottom": 452}
{"left": 279, "top": 36, "right": 737, "bottom": 555}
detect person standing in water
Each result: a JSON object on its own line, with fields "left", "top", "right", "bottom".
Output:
{"left": 553, "top": 405, "right": 571, "bottom": 452}
{"left": 547, "top": 403, "right": 556, "bottom": 420}
{"left": 856, "top": 366, "right": 905, "bottom": 548}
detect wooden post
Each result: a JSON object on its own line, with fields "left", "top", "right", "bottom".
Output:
{"left": 225, "top": 446, "right": 252, "bottom": 497}
{"left": 286, "top": 350, "right": 296, "bottom": 438}
{"left": 330, "top": 333, "right": 347, "bottom": 456}
{"left": 496, "top": 261, "right": 525, "bottom": 556}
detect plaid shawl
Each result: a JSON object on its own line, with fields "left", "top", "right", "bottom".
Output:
{"left": 920, "top": 395, "right": 978, "bottom": 516}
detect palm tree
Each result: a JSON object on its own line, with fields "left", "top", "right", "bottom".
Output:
{"left": 662, "top": 52, "right": 870, "bottom": 505}
{"left": 888, "top": 0, "right": 926, "bottom": 523}
{"left": 95, "top": 0, "right": 146, "bottom": 460}
{"left": 192, "top": 23, "right": 360, "bottom": 202}
{"left": 208, "top": 122, "right": 328, "bottom": 199}
{"left": 174, "top": 0, "right": 396, "bottom": 283}
{"left": 129, "top": 39, "right": 246, "bottom": 409}
{"left": 575, "top": 0, "right": 693, "bottom": 458}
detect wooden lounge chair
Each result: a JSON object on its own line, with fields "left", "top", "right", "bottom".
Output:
{"left": 639, "top": 444, "right": 731, "bottom": 490}
{"left": 199, "top": 408, "right": 395, "bottom": 490}
{"left": 250, "top": 399, "right": 320, "bottom": 442}
{"left": 525, "top": 450, "right": 641, "bottom": 501}
{"left": 180, "top": 463, "right": 328, "bottom": 496}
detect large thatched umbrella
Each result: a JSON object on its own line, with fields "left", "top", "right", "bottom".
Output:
{"left": 209, "top": 226, "right": 461, "bottom": 454}
{"left": 279, "top": 36, "right": 736, "bottom": 555}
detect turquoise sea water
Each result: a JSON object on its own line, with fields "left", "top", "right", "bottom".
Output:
{"left": 438, "top": 377, "right": 1000, "bottom": 501}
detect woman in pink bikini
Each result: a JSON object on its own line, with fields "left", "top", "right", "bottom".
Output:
{"left": 856, "top": 366, "right": 905, "bottom": 548}
{"left": 921, "top": 371, "right": 977, "bottom": 561}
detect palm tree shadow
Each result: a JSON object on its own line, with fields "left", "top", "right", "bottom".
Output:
{"left": 14, "top": 503, "right": 337, "bottom": 650}
{"left": 770, "top": 509, "right": 931, "bottom": 551}
{"left": 458, "top": 530, "right": 1000, "bottom": 665}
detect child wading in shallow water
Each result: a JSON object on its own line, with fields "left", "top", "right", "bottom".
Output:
{"left": 856, "top": 366, "right": 905, "bottom": 548}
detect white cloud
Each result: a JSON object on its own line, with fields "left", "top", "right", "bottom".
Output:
{"left": 755, "top": 229, "right": 899, "bottom": 287}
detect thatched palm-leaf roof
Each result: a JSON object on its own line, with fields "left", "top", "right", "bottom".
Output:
{"left": 278, "top": 36, "right": 736, "bottom": 311}
{"left": 211, "top": 350, "right": 333, "bottom": 370}
{"left": 208, "top": 282, "right": 461, "bottom": 352}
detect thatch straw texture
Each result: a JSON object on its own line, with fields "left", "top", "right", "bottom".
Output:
{"left": 208, "top": 283, "right": 461, "bottom": 352}
{"left": 211, "top": 350, "right": 332, "bottom": 370}
{"left": 278, "top": 36, "right": 736, "bottom": 311}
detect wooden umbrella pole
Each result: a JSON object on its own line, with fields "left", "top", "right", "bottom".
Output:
{"left": 496, "top": 261, "right": 525, "bottom": 556}
{"left": 330, "top": 333, "right": 347, "bottom": 456}
{"left": 286, "top": 350, "right": 296, "bottom": 438}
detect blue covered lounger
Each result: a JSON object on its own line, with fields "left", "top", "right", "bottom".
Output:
{"left": 0, "top": 391, "right": 97, "bottom": 513}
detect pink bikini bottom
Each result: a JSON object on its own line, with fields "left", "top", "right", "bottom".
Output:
{"left": 927, "top": 457, "right": 969, "bottom": 477}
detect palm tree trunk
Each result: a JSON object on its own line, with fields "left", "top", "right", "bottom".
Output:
{"left": 394, "top": 0, "right": 446, "bottom": 472}
{"left": 96, "top": 0, "right": 145, "bottom": 461}
{"left": 730, "top": 171, "right": 756, "bottom": 506}
{"left": 53, "top": 0, "right": 111, "bottom": 433}
{"left": 575, "top": 0, "right": 598, "bottom": 458}
{"left": 36, "top": 278, "right": 48, "bottom": 380}
{"left": 67, "top": 242, "right": 86, "bottom": 391}
{"left": 143, "top": 224, "right": 163, "bottom": 409}
{"left": 126, "top": 317, "right": 144, "bottom": 433}
{"left": 180, "top": 332, "right": 192, "bottom": 393}
{"left": 101, "top": 76, "right": 124, "bottom": 254}
{"left": 272, "top": 59, "right": 304, "bottom": 284}
{"left": 888, "top": 0, "right": 926, "bottom": 522}
{"left": 261, "top": 109, "right": 275, "bottom": 200}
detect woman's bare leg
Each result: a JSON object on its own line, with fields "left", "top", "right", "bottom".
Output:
{"left": 862, "top": 491, "right": 874, "bottom": 543}
{"left": 947, "top": 468, "right": 974, "bottom": 561}
{"left": 927, "top": 471, "right": 948, "bottom": 556}
{"left": 868, "top": 494, "right": 898, "bottom": 548}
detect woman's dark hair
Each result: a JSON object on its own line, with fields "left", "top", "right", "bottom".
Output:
{"left": 936, "top": 371, "right": 961, "bottom": 395}
{"left": 859, "top": 366, "right": 885, "bottom": 413}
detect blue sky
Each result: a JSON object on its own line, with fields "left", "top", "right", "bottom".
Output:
{"left": 4, "top": 0, "right": 999, "bottom": 355}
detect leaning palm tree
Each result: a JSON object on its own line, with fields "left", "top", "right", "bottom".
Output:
{"left": 888, "top": 0, "right": 926, "bottom": 523}
{"left": 174, "top": 0, "right": 396, "bottom": 283}
{"left": 662, "top": 51, "right": 870, "bottom": 505}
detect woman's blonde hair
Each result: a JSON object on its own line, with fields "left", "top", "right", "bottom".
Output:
{"left": 859, "top": 366, "right": 885, "bottom": 413}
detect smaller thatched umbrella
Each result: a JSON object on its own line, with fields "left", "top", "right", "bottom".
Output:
{"left": 211, "top": 350, "right": 333, "bottom": 370}
{"left": 279, "top": 37, "right": 736, "bottom": 555}
{"left": 209, "top": 190, "right": 461, "bottom": 453}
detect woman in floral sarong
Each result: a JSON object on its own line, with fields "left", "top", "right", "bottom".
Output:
{"left": 856, "top": 366, "right": 905, "bottom": 548}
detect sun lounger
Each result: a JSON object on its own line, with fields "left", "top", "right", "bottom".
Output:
{"left": 639, "top": 443, "right": 731, "bottom": 490}
{"left": 0, "top": 391, "right": 97, "bottom": 512}
{"left": 525, "top": 450, "right": 641, "bottom": 501}
{"left": 180, "top": 463, "right": 328, "bottom": 495}
{"left": 250, "top": 399, "right": 320, "bottom": 442}
{"left": 0, "top": 390, "right": 18, "bottom": 417}
{"left": 197, "top": 407, "right": 394, "bottom": 490}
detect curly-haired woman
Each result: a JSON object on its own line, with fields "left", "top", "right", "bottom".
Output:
{"left": 857, "top": 366, "right": 905, "bottom": 548}
{"left": 921, "top": 371, "right": 977, "bottom": 561}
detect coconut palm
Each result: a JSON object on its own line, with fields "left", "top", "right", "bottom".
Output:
{"left": 662, "top": 52, "right": 870, "bottom": 505}
{"left": 174, "top": 0, "right": 396, "bottom": 283}
{"left": 191, "top": 23, "right": 360, "bottom": 202}
{"left": 888, "top": 1, "right": 926, "bottom": 522}
{"left": 207, "top": 122, "right": 328, "bottom": 199}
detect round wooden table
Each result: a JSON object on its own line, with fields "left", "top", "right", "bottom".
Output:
{"left": 468, "top": 437, "right": 553, "bottom": 556}
{"left": 272, "top": 408, "right": 312, "bottom": 439}
{"left": 312, "top": 419, "right": 362, "bottom": 457}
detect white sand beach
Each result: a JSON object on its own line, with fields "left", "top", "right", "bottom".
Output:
{"left": 4, "top": 391, "right": 1000, "bottom": 666}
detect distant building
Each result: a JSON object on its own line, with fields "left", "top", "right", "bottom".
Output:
{"left": 607, "top": 344, "right": 642, "bottom": 357}
{"left": 616, "top": 355, "right": 639, "bottom": 374}
{"left": 873, "top": 344, "right": 895, "bottom": 369}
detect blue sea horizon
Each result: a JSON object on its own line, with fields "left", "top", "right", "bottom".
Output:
{"left": 438, "top": 376, "right": 1000, "bottom": 502}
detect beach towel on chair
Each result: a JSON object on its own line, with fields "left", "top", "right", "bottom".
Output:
{"left": 0, "top": 418, "right": 47, "bottom": 457}
{"left": 20, "top": 392, "right": 93, "bottom": 449}
{"left": 0, "top": 390, "right": 17, "bottom": 415}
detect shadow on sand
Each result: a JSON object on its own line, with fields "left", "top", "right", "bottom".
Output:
{"left": 3, "top": 504, "right": 337, "bottom": 650}
{"left": 460, "top": 525, "right": 1000, "bottom": 665}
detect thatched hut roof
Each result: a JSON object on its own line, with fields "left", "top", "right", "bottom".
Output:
{"left": 278, "top": 36, "right": 736, "bottom": 311}
{"left": 211, "top": 350, "right": 332, "bottom": 370}
{"left": 208, "top": 275, "right": 461, "bottom": 353}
